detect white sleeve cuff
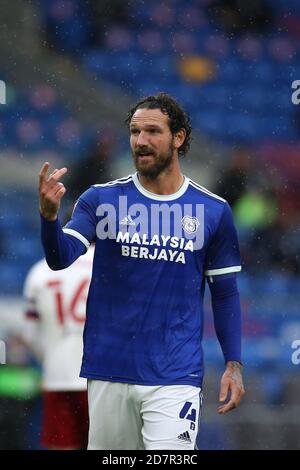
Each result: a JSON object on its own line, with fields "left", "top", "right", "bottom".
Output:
{"left": 204, "top": 266, "right": 242, "bottom": 276}
{"left": 62, "top": 228, "right": 90, "bottom": 250}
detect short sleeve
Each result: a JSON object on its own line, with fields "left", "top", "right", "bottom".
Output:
{"left": 22, "top": 265, "right": 44, "bottom": 356}
{"left": 23, "top": 265, "right": 40, "bottom": 320}
{"left": 204, "top": 202, "right": 241, "bottom": 276}
{"left": 63, "top": 187, "right": 98, "bottom": 248}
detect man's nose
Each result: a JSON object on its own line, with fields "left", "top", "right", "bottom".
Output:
{"left": 136, "top": 131, "right": 149, "bottom": 147}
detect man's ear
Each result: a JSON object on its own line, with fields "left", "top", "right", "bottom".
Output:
{"left": 174, "top": 128, "right": 186, "bottom": 150}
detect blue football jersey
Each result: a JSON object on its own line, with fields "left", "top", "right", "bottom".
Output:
{"left": 63, "top": 173, "right": 241, "bottom": 387}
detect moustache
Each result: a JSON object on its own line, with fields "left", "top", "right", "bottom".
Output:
{"left": 135, "top": 148, "right": 155, "bottom": 156}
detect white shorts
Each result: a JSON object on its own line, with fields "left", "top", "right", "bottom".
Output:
{"left": 87, "top": 380, "right": 202, "bottom": 450}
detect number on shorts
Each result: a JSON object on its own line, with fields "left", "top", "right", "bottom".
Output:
{"left": 179, "top": 401, "right": 196, "bottom": 422}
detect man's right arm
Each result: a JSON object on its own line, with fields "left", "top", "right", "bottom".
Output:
{"left": 39, "top": 162, "right": 92, "bottom": 270}
{"left": 40, "top": 216, "right": 86, "bottom": 270}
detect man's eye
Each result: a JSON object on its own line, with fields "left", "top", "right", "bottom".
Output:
{"left": 131, "top": 129, "right": 139, "bottom": 135}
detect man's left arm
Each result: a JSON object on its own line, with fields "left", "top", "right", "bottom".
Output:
{"left": 208, "top": 273, "right": 245, "bottom": 414}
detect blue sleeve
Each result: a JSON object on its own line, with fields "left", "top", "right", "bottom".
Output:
{"left": 63, "top": 187, "right": 98, "bottom": 244}
{"left": 41, "top": 186, "right": 98, "bottom": 270}
{"left": 41, "top": 215, "right": 86, "bottom": 270}
{"left": 208, "top": 273, "right": 242, "bottom": 364}
{"left": 205, "top": 202, "right": 241, "bottom": 277}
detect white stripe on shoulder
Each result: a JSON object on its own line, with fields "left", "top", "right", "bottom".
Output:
{"left": 189, "top": 180, "right": 226, "bottom": 202}
{"left": 63, "top": 228, "right": 90, "bottom": 250}
{"left": 204, "top": 266, "right": 242, "bottom": 276}
{"left": 93, "top": 175, "right": 133, "bottom": 187}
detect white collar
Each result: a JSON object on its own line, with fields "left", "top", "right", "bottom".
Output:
{"left": 132, "top": 172, "right": 189, "bottom": 201}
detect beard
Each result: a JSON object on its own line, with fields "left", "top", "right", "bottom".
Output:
{"left": 132, "top": 141, "right": 175, "bottom": 180}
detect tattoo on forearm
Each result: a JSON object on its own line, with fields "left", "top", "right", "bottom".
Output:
{"left": 226, "top": 361, "right": 242, "bottom": 371}
{"left": 225, "top": 361, "right": 244, "bottom": 388}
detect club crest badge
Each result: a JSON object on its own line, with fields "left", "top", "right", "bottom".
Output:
{"left": 181, "top": 216, "right": 200, "bottom": 234}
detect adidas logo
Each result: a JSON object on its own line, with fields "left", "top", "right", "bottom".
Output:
{"left": 120, "top": 215, "right": 136, "bottom": 226}
{"left": 178, "top": 431, "right": 191, "bottom": 443}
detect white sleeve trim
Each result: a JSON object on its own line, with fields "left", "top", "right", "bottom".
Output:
{"left": 63, "top": 228, "right": 90, "bottom": 250}
{"left": 204, "top": 266, "right": 242, "bottom": 276}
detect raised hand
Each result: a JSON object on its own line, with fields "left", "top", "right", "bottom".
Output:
{"left": 39, "top": 162, "right": 68, "bottom": 221}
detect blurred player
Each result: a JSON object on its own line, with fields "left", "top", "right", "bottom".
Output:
{"left": 23, "top": 246, "right": 94, "bottom": 449}
{"left": 38, "top": 92, "right": 245, "bottom": 450}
